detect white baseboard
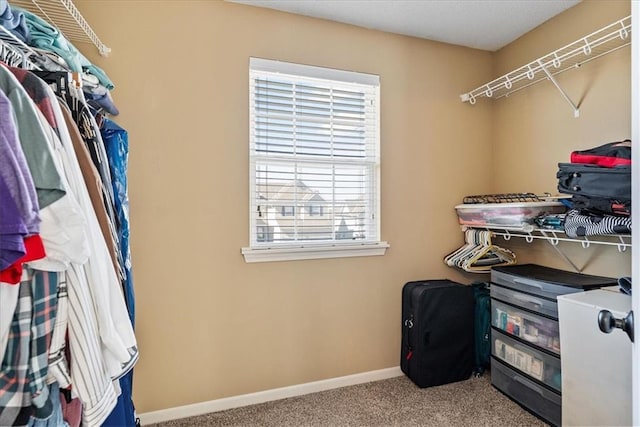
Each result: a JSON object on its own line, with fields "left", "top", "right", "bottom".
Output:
{"left": 138, "top": 366, "right": 403, "bottom": 425}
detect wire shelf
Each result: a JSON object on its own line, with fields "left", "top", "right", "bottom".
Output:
{"left": 10, "top": 0, "right": 110, "bottom": 56}
{"left": 462, "top": 224, "right": 630, "bottom": 272}
{"left": 460, "top": 15, "right": 631, "bottom": 113}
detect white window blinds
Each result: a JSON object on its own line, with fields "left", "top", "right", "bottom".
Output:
{"left": 248, "top": 58, "right": 381, "bottom": 251}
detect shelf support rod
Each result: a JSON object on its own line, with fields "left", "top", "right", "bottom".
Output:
{"left": 540, "top": 230, "right": 582, "bottom": 273}
{"left": 536, "top": 59, "right": 580, "bottom": 118}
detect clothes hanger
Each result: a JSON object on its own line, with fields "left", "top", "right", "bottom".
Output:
{"left": 456, "top": 229, "right": 492, "bottom": 270}
{"left": 445, "top": 229, "right": 481, "bottom": 267}
{"left": 461, "top": 231, "right": 516, "bottom": 272}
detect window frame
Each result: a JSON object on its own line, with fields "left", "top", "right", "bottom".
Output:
{"left": 242, "top": 58, "right": 389, "bottom": 263}
{"left": 281, "top": 206, "right": 296, "bottom": 217}
{"left": 307, "top": 204, "right": 323, "bottom": 217}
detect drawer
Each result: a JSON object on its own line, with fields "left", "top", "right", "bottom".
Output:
{"left": 491, "top": 269, "right": 581, "bottom": 300}
{"left": 491, "top": 264, "right": 616, "bottom": 300}
{"left": 492, "top": 329, "right": 562, "bottom": 392}
{"left": 491, "top": 283, "right": 558, "bottom": 319}
{"left": 491, "top": 357, "right": 561, "bottom": 427}
{"left": 492, "top": 299, "right": 560, "bottom": 355}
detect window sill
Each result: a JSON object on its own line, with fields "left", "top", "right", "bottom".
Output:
{"left": 241, "top": 241, "right": 390, "bottom": 263}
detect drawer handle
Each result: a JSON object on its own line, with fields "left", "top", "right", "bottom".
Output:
{"left": 513, "top": 278, "right": 544, "bottom": 290}
{"left": 513, "top": 376, "right": 544, "bottom": 396}
{"left": 512, "top": 293, "right": 543, "bottom": 308}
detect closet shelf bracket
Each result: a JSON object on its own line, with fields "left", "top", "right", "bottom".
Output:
{"left": 459, "top": 15, "right": 631, "bottom": 117}
{"left": 537, "top": 59, "right": 580, "bottom": 118}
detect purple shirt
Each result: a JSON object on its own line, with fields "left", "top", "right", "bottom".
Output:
{"left": 0, "top": 90, "right": 40, "bottom": 235}
{"left": 0, "top": 175, "right": 28, "bottom": 269}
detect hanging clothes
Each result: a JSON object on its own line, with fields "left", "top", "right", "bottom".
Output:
{"left": 35, "top": 71, "right": 124, "bottom": 279}
{"left": 0, "top": 67, "right": 64, "bottom": 210}
{"left": 101, "top": 117, "right": 135, "bottom": 323}
{"left": 0, "top": 64, "right": 89, "bottom": 275}
{"left": 0, "top": 91, "right": 40, "bottom": 236}
{"left": 37, "top": 83, "right": 138, "bottom": 426}
{"left": 0, "top": 8, "right": 138, "bottom": 424}
{"left": 0, "top": 269, "right": 58, "bottom": 426}
{"left": 0, "top": 174, "right": 29, "bottom": 269}
{"left": 100, "top": 117, "right": 137, "bottom": 427}
{"left": 0, "top": 70, "right": 138, "bottom": 426}
{"left": 59, "top": 97, "right": 122, "bottom": 279}
{"left": 26, "top": 382, "right": 68, "bottom": 427}
{"left": 10, "top": 6, "right": 114, "bottom": 89}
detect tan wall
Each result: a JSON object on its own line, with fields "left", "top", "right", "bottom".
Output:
{"left": 73, "top": 0, "right": 632, "bottom": 415}
{"left": 491, "top": 0, "right": 631, "bottom": 277}
{"left": 75, "top": 0, "right": 493, "bottom": 412}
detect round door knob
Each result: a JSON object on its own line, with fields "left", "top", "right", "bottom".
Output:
{"left": 598, "top": 310, "right": 616, "bottom": 334}
{"left": 598, "top": 309, "right": 634, "bottom": 343}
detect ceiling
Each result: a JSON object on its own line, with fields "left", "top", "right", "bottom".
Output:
{"left": 228, "top": 0, "right": 581, "bottom": 51}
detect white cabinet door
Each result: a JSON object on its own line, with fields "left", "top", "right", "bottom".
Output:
{"left": 558, "top": 289, "right": 632, "bottom": 426}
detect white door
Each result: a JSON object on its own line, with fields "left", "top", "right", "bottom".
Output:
{"left": 632, "top": 1, "right": 639, "bottom": 425}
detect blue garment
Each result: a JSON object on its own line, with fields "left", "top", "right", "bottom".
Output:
{"left": 103, "top": 371, "right": 135, "bottom": 427}
{"left": 0, "top": 0, "right": 29, "bottom": 42}
{"left": 85, "top": 88, "right": 119, "bottom": 116}
{"left": 101, "top": 118, "right": 134, "bottom": 323}
{"left": 101, "top": 119, "right": 136, "bottom": 426}
{"left": 12, "top": 6, "right": 114, "bottom": 90}
{"left": 27, "top": 383, "right": 69, "bottom": 427}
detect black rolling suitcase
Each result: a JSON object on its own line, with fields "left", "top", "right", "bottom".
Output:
{"left": 400, "top": 280, "right": 474, "bottom": 388}
{"left": 557, "top": 163, "right": 631, "bottom": 202}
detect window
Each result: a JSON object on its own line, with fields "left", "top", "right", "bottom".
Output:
{"left": 242, "top": 58, "right": 388, "bottom": 262}
{"left": 281, "top": 206, "right": 295, "bottom": 216}
{"left": 307, "top": 205, "right": 323, "bottom": 217}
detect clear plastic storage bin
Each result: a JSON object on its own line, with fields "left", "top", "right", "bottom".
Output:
{"left": 492, "top": 330, "right": 562, "bottom": 392}
{"left": 492, "top": 299, "right": 560, "bottom": 355}
{"left": 455, "top": 201, "right": 566, "bottom": 228}
{"left": 490, "top": 283, "right": 560, "bottom": 319}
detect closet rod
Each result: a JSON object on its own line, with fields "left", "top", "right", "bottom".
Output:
{"left": 460, "top": 15, "right": 631, "bottom": 116}
{"left": 462, "top": 225, "right": 631, "bottom": 273}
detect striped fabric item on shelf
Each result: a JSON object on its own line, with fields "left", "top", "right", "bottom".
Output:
{"left": 564, "top": 209, "right": 631, "bottom": 238}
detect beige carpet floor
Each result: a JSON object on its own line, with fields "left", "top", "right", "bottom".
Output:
{"left": 148, "top": 374, "right": 550, "bottom": 426}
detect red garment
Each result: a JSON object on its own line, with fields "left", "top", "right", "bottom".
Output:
{"left": 60, "top": 393, "right": 82, "bottom": 427}
{"left": 4, "top": 65, "right": 59, "bottom": 131}
{"left": 0, "top": 235, "right": 46, "bottom": 284}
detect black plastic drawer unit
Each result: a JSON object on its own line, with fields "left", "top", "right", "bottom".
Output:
{"left": 490, "top": 283, "right": 560, "bottom": 319}
{"left": 489, "top": 264, "right": 616, "bottom": 427}
{"left": 491, "top": 264, "right": 616, "bottom": 299}
{"left": 491, "top": 357, "right": 561, "bottom": 427}
{"left": 492, "top": 330, "right": 561, "bottom": 391}
{"left": 492, "top": 299, "right": 560, "bottom": 355}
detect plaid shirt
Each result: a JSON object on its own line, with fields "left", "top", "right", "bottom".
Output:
{"left": 0, "top": 269, "right": 58, "bottom": 426}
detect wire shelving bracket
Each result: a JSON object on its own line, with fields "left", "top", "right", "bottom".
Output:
{"left": 460, "top": 15, "right": 631, "bottom": 118}
{"left": 10, "top": 0, "right": 111, "bottom": 56}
